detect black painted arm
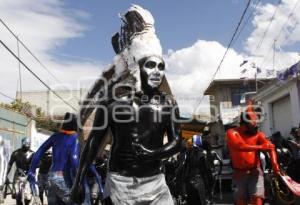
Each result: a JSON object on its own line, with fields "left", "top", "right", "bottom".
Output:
{"left": 71, "top": 103, "right": 110, "bottom": 203}
{"left": 136, "top": 102, "right": 184, "bottom": 161}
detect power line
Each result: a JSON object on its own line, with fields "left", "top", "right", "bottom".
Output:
{"left": 0, "top": 40, "right": 77, "bottom": 111}
{"left": 194, "top": 0, "right": 252, "bottom": 113}
{"left": 0, "top": 17, "right": 81, "bottom": 101}
{"left": 255, "top": 0, "right": 281, "bottom": 51}
{"left": 275, "top": 0, "right": 300, "bottom": 42}
{"left": 232, "top": 0, "right": 261, "bottom": 46}
{"left": 0, "top": 18, "right": 67, "bottom": 88}
{"left": 259, "top": 0, "right": 300, "bottom": 68}
{"left": 0, "top": 91, "right": 15, "bottom": 101}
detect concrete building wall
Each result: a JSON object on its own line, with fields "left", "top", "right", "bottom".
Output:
{"left": 17, "top": 89, "right": 88, "bottom": 116}
{"left": 30, "top": 121, "right": 52, "bottom": 151}
{"left": 256, "top": 79, "right": 300, "bottom": 137}
{"left": 211, "top": 84, "right": 244, "bottom": 124}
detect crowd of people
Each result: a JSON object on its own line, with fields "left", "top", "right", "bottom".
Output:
{"left": 1, "top": 4, "right": 300, "bottom": 205}
{"left": 1, "top": 109, "right": 300, "bottom": 205}
{"left": 0, "top": 112, "right": 107, "bottom": 205}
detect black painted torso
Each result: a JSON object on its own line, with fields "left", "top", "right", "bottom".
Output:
{"left": 108, "top": 94, "right": 173, "bottom": 177}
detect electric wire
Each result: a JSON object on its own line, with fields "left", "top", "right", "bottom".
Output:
{"left": 0, "top": 40, "right": 77, "bottom": 111}
{"left": 0, "top": 18, "right": 65, "bottom": 86}
{"left": 0, "top": 91, "right": 15, "bottom": 101}
{"left": 0, "top": 18, "right": 82, "bottom": 102}
{"left": 194, "top": 0, "right": 252, "bottom": 113}
{"left": 255, "top": 0, "right": 281, "bottom": 51}
{"left": 259, "top": 0, "right": 300, "bottom": 69}
{"left": 232, "top": 0, "right": 261, "bottom": 46}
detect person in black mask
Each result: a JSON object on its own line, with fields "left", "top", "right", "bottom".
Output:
{"left": 37, "top": 150, "right": 52, "bottom": 204}
{"left": 72, "top": 52, "right": 181, "bottom": 205}
{"left": 185, "top": 135, "right": 207, "bottom": 205}
{"left": 6, "top": 137, "right": 34, "bottom": 205}
{"left": 71, "top": 5, "right": 182, "bottom": 205}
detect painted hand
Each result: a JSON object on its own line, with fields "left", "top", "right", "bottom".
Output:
{"left": 261, "top": 143, "right": 275, "bottom": 151}
{"left": 27, "top": 172, "right": 36, "bottom": 185}
{"left": 70, "top": 182, "right": 85, "bottom": 204}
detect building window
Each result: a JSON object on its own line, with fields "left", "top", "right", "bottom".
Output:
{"left": 231, "top": 86, "right": 255, "bottom": 106}
{"left": 231, "top": 93, "right": 241, "bottom": 106}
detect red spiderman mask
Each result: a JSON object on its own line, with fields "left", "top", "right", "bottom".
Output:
{"left": 240, "top": 101, "right": 259, "bottom": 134}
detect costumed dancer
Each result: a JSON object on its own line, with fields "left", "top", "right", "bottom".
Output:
{"left": 185, "top": 135, "right": 207, "bottom": 205}
{"left": 27, "top": 112, "right": 79, "bottom": 205}
{"left": 71, "top": 5, "right": 182, "bottom": 205}
{"left": 287, "top": 127, "right": 300, "bottom": 182}
{"left": 226, "top": 101, "right": 280, "bottom": 205}
{"left": 37, "top": 150, "right": 52, "bottom": 204}
{"left": 6, "top": 137, "right": 35, "bottom": 205}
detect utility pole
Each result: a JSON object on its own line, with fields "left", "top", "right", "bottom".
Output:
{"left": 273, "top": 39, "right": 276, "bottom": 74}
{"left": 255, "top": 71, "right": 258, "bottom": 92}
{"left": 17, "top": 36, "right": 22, "bottom": 101}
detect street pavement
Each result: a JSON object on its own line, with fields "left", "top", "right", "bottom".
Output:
{"left": 1, "top": 196, "right": 47, "bottom": 205}
{"left": 1, "top": 192, "right": 299, "bottom": 205}
{"left": 1, "top": 196, "right": 15, "bottom": 205}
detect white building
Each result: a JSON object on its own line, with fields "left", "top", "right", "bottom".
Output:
{"left": 253, "top": 77, "right": 300, "bottom": 138}
{"left": 203, "top": 78, "right": 270, "bottom": 124}
{"left": 30, "top": 121, "right": 53, "bottom": 151}
{"left": 253, "top": 62, "right": 300, "bottom": 138}
{"left": 16, "top": 89, "right": 88, "bottom": 116}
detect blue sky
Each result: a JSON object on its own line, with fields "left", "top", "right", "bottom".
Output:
{"left": 1, "top": 0, "right": 300, "bottom": 115}
{"left": 55, "top": 0, "right": 259, "bottom": 63}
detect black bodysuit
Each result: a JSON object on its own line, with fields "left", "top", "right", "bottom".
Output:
{"left": 72, "top": 89, "right": 182, "bottom": 201}
{"left": 108, "top": 94, "right": 180, "bottom": 177}
{"left": 7, "top": 148, "right": 35, "bottom": 175}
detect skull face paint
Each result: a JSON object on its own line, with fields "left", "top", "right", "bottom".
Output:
{"left": 140, "top": 56, "right": 165, "bottom": 88}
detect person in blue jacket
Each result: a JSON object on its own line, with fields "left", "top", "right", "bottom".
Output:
{"left": 28, "top": 112, "right": 79, "bottom": 205}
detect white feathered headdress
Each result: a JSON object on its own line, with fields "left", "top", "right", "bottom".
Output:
{"left": 79, "top": 5, "right": 164, "bottom": 127}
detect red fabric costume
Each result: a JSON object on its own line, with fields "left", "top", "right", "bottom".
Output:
{"left": 227, "top": 101, "right": 280, "bottom": 205}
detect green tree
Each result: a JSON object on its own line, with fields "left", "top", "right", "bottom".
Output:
{"left": 0, "top": 100, "right": 59, "bottom": 132}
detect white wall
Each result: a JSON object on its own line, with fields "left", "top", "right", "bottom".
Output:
{"left": 30, "top": 121, "right": 52, "bottom": 151}
{"left": 258, "top": 80, "right": 300, "bottom": 137}
{"left": 17, "top": 89, "right": 88, "bottom": 116}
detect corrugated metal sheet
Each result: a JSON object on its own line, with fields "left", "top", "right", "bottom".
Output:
{"left": 0, "top": 107, "right": 31, "bottom": 153}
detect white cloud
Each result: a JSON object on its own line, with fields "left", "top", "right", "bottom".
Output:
{"left": 165, "top": 0, "right": 300, "bottom": 117}
{"left": 165, "top": 40, "right": 244, "bottom": 116}
{"left": 1, "top": 0, "right": 300, "bottom": 119}
{"left": 246, "top": 0, "right": 300, "bottom": 56}
{"left": 0, "top": 0, "right": 104, "bottom": 103}
{"left": 165, "top": 39, "right": 299, "bottom": 116}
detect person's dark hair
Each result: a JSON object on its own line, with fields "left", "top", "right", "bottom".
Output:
{"left": 272, "top": 131, "right": 282, "bottom": 139}
{"left": 290, "top": 127, "right": 298, "bottom": 135}
{"left": 61, "top": 112, "right": 78, "bottom": 131}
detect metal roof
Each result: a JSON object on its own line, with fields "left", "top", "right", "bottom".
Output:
{"left": 204, "top": 78, "right": 271, "bottom": 95}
